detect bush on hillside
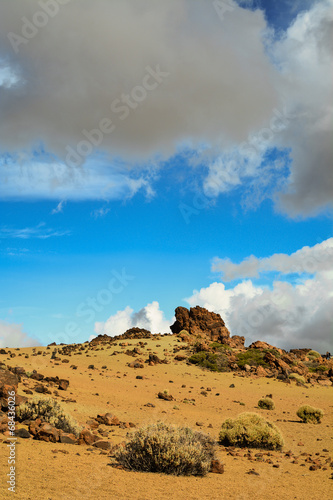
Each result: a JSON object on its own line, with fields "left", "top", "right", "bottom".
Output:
{"left": 16, "top": 396, "right": 81, "bottom": 436}
{"left": 115, "top": 422, "right": 216, "bottom": 476}
{"left": 289, "top": 373, "right": 306, "bottom": 384}
{"left": 236, "top": 349, "right": 269, "bottom": 369}
{"left": 219, "top": 412, "right": 284, "bottom": 450}
{"left": 296, "top": 405, "right": 324, "bottom": 424}
{"left": 258, "top": 397, "right": 275, "bottom": 410}
{"left": 307, "top": 350, "right": 321, "bottom": 359}
{"left": 188, "top": 351, "right": 229, "bottom": 372}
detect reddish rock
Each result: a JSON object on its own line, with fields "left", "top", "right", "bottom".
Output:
{"left": 79, "top": 428, "right": 97, "bottom": 445}
{"left": 249, "top": 341, "right": 282, "bottom": 353}
{"left": 228, "top": 336, "right": 245, "bottom": 349}
{"left": 157, "top": 391, "right": 174, "bottom": 401}
{"left": 170, "top": 306, "right": 230, "bottom": 344}
{"left": 0, "top": 369, "right": 19, "bottom": 410}
{"left": 128, "top": 361, "right": 144, "bottom": 369}
{"left": 29, "top": 418, "right": 42, "bottom": 436}
{"left": 211, "top": 459, "right": 225, "bottom": 474}
{"left": 36, "top": 423, "right": 60, "bottom": 443}
{"left": 174, "top": 354, "right": 187, "bottom": 361}
{"left": 58, "top": 379, "right": 69, "bottom": 391}
{"left": 59, "top": 431, "right": 77, "bottom": 444}
{"left": 256, "top": 366, "right": 268, "bottom": 377}
{"left": 93, "top": 440, "right": 111, "bottom": 450}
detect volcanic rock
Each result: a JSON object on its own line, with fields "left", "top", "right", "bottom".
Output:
{"left": 170, "top": 306, "right": 231, "bottom": 344}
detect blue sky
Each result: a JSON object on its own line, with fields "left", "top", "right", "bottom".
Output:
{"left": 0, "top": 0, "right": 332, "bottom": 351}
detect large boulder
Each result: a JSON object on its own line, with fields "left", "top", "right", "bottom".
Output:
{"left": 0, "top": 368, "right": 19, "bottom": 411}
{"left": 170, "top": 306, "right": 231, "bottom": 344}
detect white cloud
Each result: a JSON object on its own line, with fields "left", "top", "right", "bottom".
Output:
{"left": 95, "top": 301, "right": 172, "bottom": 337}
{"left": 0, "top": 321, "right": 41, "bottom": 348}
{"left": 91, "top": 207, "right": 110, "bottom": 219}
{"left": 186, "top": 275, "right": 333, "bottom": 352}
{"left": 204, "top": 0, "right": 333, "bottom": 216}
{"left": 213, "top": 238, "right": 333, "bottom": 281}
{"left": 0, "top": 0, "right": 278, "bottom": 194}
{"left": 0, "top": 222, "right": 70, "bottom": 239}
{"left": 51, "top": 200, "right": 65, "bottom": 214}
{"left": 0, "top": 1, "right": 331, "bottom": 214}
{"left": 0, "top": 162, "right": 154, "bottom": 201}
{"left": 186, "top": 239, "right": 333, "bottom": 352}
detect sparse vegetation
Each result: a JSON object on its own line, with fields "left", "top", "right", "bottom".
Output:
{"left": 289, "top": 373, "right": 306, "bottom": 384}
{"left": 115, "top": 422, "right": 216, "bottom": 476}
{"left": 307, "top": 350, "right": 321, "bottom": 359}
{"left": 219, "top": 412, "right": 284, "bottom": 450}
{"left": 210, "top": 342, "right": 232, "bottom": 352}
{"left": 188, "top": 351, "right": 229, "bottom": 372}
{"left": 258, "top": 397, "right": 275, "bottom": 410}
{"left": 308, "top": 365, "right": 328, "bottom": 373}
{"left": 296, "top": 405, "right": 324, "bottom": 424}
{"left": 236, "top": 349, "right": 269, "bottom": 368}
{"left": 16, "top": 396, "right": 82, "bottom": 436}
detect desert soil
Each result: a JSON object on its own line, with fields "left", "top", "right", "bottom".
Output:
{"left": 0, "top": 336, "right": 332, "bottom": 500}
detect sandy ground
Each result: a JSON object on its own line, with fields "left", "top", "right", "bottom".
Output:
{"left": 0, "top": 337, "right": 332, "bottom": 500}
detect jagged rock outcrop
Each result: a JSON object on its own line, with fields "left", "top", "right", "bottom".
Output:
{"left": 170, "top": 306, "right": 235, "bottom": 345}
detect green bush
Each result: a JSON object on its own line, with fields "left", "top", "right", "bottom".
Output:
{"left": 289, "top": 373, "right": 306, "bottom": 384}
{"left": 236, "top": 349, "right": 269, "bottom": 368}
{"left": 308, "top": 365, "right": 328, "bottom": 373}
{"left": 188, "top": 351, "right": 229, "bottom": 372}
{"left": 219, "top": 412, "right": 284, "bottom": 450}
{"left": 258, "top": 397, "right": 275, "bottom": 410}
{"left": 210, "top": 342, "right": 232, "bottom": 352}
{"left": 307, "top": 350, "right": 321, "bottom": 359}
{"left": 115, "top": 422, "right": 216, "bottom": 476}
{"left": 16, "top": 396, "right": 81, "bottom": 436}
{"left": 179, "top": 330, "right": 190, "bottom": 336}
{"left": 296, "top": 405, "right": 324, "bottom": 424}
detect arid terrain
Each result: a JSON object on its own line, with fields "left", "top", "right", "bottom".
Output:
{"left": 0, "top": 319, "right": 332, "bottom": 500}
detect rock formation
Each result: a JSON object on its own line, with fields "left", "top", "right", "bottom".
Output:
{"left": 170, "top": 305, "right": 244, "bottom": 347}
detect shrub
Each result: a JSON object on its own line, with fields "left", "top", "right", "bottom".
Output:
{"left": 296, "top": 405, "right": 324, "bottom": 424}
{"left": 258, "top": 397, "right": 275, "bottom": 410}
{"left": 188, "top": 351, "right": 229, "bottom": 372}
{"left": 236, "top": 349, "right": 269, "bottom": 368}
{"left": 16, "top": 396, "right": 81, "bottom": 436}
{"left": 219, "top": 412, "right": 284, "bottom": 450}
{"left": 179, "top": 330, "right": 190, "bottom": 336}
{"left": 289, "top": 373, "right": 306, "bottom": 384}
{"left": 115, "top": 422, "right": 216, "bottom": 476}
{"left": 307, "top": 350, "right": 321, "bottom": 359}
{"left": 308, "top": 365, "right": 328, "bottom": 373}
{"left": 210, "top": 342, "right": 232, "bottom": 352}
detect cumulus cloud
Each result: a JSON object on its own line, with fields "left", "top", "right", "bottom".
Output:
{"left": 0, "top": 0, "right": 331, "bottom": 214}
{"left": 204, "top": 0, "right": 333, "bottom": 216}
{"left": 186, "top": 239, "right": 333, "bottom": 352}
{"left": 0, "top": 321, "right": 41, "bottom": 348}
{"left": 213, "top": 238, "right": 333, "bottom": 281}
{"left": 0, "top": 0, "right": 279, "bottom": 197}
{"left": 94, "top": 301, "right": 172, "bottom": 337}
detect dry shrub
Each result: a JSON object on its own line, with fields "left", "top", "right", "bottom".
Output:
{"left": 16, "top": 396, "right": 81, "bottom": 436}
{"left": 258, "top": 397, "right": 275, "bottom": 410}
{"left": 219, "top": 412, "right": 284, "bottom": 450}
{"left": 296, "top": 405, "right": 324, "bottom": 424}
{"left": 115, "top": 422, "right": 216, "bottom": 476}
{"left": 289, "top": 373, "right": 306, "bottom": 384}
